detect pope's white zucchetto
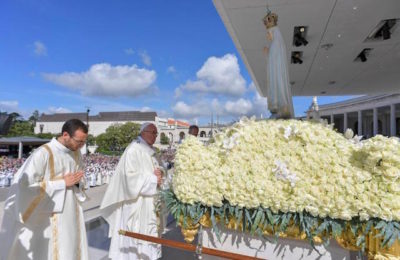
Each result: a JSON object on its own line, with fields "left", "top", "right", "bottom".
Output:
{"left": 139, "top": 122, "right": 154, "bottom": 134}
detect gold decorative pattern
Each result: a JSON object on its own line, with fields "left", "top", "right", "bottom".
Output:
{"left": 22, "top": 181, "right": 46, "bottom": 222}
{"left": 179, "top": 215, "right": 400, "bottom": 259}
{"left": 75, "top": 201, "right": 81, "bottom": 260}
{"left": 51, "top": 214, "right": 59, "bottom": 260}
{"left": 42, "top": 144, "right": 55, "bottom": 179}
{"left": 43, "top": 144, "right": 60, "bottom": 260}
{"left": 21, "top": 144, "right": 55, "bottom": 223}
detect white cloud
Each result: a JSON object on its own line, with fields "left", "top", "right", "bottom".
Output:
{"left": 47, "top": 106, "right": 72, "bottom": 114}
{"left": 172, "top": 100, "right": 213, "bottom": 118}
{"left": 0, "top": 100, "right": 19, "bottom": 112}
{"left": 172, "top": 89, "right": 269, "bottom": 120}
{"left": 252, "top": 92, "right": 269, "bottom": 118}
{"left": 157, "top": 110, "right": 170, "bottom": 118}
{"left": 43, "top": 63, "right": 157, "bottom": 97}
{"left": 177, "top": 54, "right": 247, "bottom": 97}
{"left": 34, "top": 41, "right": 47, "bottom": 56}
{"left": 139, "top": 51, "right": 152, "bottom": 66}
{"left": 248, "top": 82, "right": 257, "bottom": 91}
{"left": 224, "top": 98, "right": 253, "bottom": 115}
{"left": 167, "top": 66, "right": 176, "bottom": 74}
{"left": 140, "top": 106, "right": 152, "bottom": 112}
{"left": 174, "top": 88, "right": 183, "bottom": 98}
{"left": 124, "top": 48, "right": 135, "bottom": 55}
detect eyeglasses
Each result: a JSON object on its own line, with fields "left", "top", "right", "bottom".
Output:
{"left": 143, "top": 130, "right": 158, "bottom": 136}
{"left": 71, "top": 136, "right": 86, "bottom": 145}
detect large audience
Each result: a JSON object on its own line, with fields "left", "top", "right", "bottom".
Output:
{"left": 0, "top": 154, "right": 120, "bottom": 187}
{"left": 0, "top": 149, "right": 176, "bottom": 187}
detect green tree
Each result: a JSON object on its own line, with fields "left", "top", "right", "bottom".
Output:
{"left": 7, "top": 121, "right": 34, "bottom": 137}
{"left": 160, "top": 132, "right": 169, "bottom": 145}
{"left": 29, "top": 110, "right": 40, "bottom": 125}
{"left": 95, "top": 122, "right": 140, "bottom": 154}
{"left": 36, "top": 132, "right": 56, "bottom": 139}
{"left": 9, "top": 112, "right": 23, "bottom": 122}
{"left": 87, "top": 134, "right": 95, "bottom": 145}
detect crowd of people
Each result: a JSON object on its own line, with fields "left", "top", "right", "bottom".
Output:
{"left": 0, "top": 157, "right": 24, "bottom": 187}
{"left": 0, "top": 154, "right": 121, "bottom": 188}
{"left": 0, "top": 119, "right": 188, "bottom": 260}
{"left": 0, "top": 149, "right": 177, "bottom": 188}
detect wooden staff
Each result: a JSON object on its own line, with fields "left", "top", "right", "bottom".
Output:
{"left": 119, "top": 230, "right": 264, "bottom": 260}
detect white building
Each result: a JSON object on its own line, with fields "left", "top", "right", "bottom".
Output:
{"left": 306, "top": 94, "right": 400, "bottom": 138}
{"left": 35, "top": 111, "right": 158, "bottom": 137}
{"left": 34, "top": 111, "right": 219, "bottom": 145}
{"left": 158, "top": 124, "right": 223, "bottom": 147}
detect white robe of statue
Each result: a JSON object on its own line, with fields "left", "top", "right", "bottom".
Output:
{"left": 0, "top": 138, "right": 89, "bottom": 260}
{"left": 100, "top": 137, "right": 161, "bottom": 260}
{"left": 266, "top": 26, "right": 295, "bottom": 119}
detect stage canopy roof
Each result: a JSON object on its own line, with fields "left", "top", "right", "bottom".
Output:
{"left": 213, "top": 0, "right": 400, "bottom": 97}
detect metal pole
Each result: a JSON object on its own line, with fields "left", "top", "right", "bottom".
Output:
{"left": 18, "top": 141, "right": 23, "bottom": 159}
{"left": 86, "top": 108, "right": 90, "bottom": 154}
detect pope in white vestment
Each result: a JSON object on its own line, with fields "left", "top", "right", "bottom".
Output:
{"left": 0, "top": 119, "right": 89, "bottom": 260}
{"left": 100, "top": 123, "right": 162, "bottom": 260}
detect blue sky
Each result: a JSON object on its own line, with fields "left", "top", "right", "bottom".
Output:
{"left": 0, "top": 0, "right": 353, "bottom": 124}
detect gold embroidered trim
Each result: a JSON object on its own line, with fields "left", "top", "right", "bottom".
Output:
{"left": 42, "top": 144, "right": 55, "bottom": 179}
{"left": 21, "top": 144, "right": 55, "bottom": 223}
{"left": 75, "top": 201, "right": 82, "bottom": 260}
{"left": 43, "top": 144, "right": 60, "bottom": 260}
{"left": 51, "top": 214, "right": 59, "bottom": 260}
{"left": 22, "top": 181, "right": 46, "bottom": 222}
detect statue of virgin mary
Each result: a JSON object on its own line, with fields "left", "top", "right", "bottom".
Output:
{"left": 263, "top": 12, "right": 295, "bottom": 119}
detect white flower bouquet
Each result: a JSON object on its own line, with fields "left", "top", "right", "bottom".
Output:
{"left": 163, "top": 117, "right": 400, "bottom": 251}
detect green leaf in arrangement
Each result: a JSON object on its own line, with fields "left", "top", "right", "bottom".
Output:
{"left": 388, "top": 233, "right": 398, "bottom": 248}
{"left": 393, "top": 222, "right": 400, "bottom": 229}
{"left": 331, "top": 221, "right": 343, "bottom": 237}
{"left": 316, "top": 221, "right": 328, "bottom": 235}
{"left": 245, "top": 209, "right": 253, "bottom": 231}
{"left": 162, "top": 189, "right": 400, "bottom": 252}
{"left": 375, "top": 220, "right": 387, "bottom": 230}
{"left": 266, "top": 208, "right": 274, "bottom": 226}
{"left": 356, "top": 235, "right": 365, "bottom": 247}
{"left": 363, "top": 221, "right": 373, "bottom": 236}
{"left": 381, "top": 223, "right": 394, "bottom": 248}
{"left": 251, "top": 209, "right": 264, "bottom": 234}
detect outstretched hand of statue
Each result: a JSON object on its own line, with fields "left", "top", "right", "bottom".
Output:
{"left": 263, "top": 46, "right": 269, "bottom": 55}
{"left": 267, "top": 30, "right": 273, "bottom": 41}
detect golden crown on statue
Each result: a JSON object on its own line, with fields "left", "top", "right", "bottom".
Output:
{"left": 262, "top": 6, "right": 278, "bottom": 28}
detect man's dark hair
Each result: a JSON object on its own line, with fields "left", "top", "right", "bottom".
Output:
{"left": 61, "top": 119, "right": 88, "bottom": 136}
{"left": 188, "top": 125, "right": 199, "bottom": 134}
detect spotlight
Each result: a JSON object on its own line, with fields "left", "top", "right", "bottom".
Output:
{"left": 291, "top": 52, "right": 303, "bottom": 64}
{"left": 382, "top": 22, "right": 391, "bottom": 40}
{"left": 294, "top": 33, "right": 308, "bottom": 46}
{"left": 372, "top": 19, "right": 396, "bottom": 41}
{"left": 359, "top": 52, "right": 367, "bottom": 62}
{"left": 356, "top": 48, "right": 372, "bottom": 63}
{"left": 293, "top": 26, "right": 309, "bottom": 47}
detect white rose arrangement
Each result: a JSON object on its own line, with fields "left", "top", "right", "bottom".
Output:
{"left": 172, "top": 117, "right": 400, "bottom": 222}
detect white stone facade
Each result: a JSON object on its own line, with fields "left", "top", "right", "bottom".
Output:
{"left": 35, "top": 120, "right": 155, "bottom": 136}
{"left": 306, "top": 94, "right": 400, "bottom": 138}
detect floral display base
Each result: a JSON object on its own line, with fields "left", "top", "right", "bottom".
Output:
{"left": 201, "top": 227, "right": 357, "bottom": 260}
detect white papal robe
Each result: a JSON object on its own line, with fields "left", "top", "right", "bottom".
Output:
{"left": 0, "top": 138, "right": 89, "bottom": 260}
{"left": 100, "top": 137, "right": 161, "bottom": 260}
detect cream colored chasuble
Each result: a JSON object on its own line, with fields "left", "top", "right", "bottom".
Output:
{"left": 0, "top": 138, "right": 89, "bottom": 260}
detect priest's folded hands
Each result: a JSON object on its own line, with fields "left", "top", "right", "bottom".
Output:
{"left": 63, "top": 170, "right": 84, "bottom": 187}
